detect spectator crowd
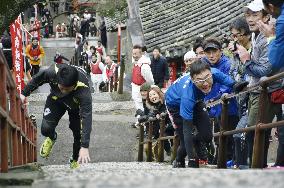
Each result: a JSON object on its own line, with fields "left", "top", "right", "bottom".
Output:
{"left": 130, "top": 0, "right": 284, "bottom": 169}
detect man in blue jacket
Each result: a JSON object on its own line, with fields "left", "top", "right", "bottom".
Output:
{"left": 202, "top": 38, "right": 239, "bottom": 164}
{"left": 165, "top": 73, "right": 191, "bottom": 168}
{"left": 166, "top": 59, "right": 247, "bottom": 168}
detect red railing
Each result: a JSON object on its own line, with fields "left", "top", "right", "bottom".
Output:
{"left": 0, "top": 49, "right": 37, "bottom": 173}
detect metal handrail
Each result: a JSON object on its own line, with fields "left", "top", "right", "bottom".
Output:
{"left": 0, "top": 49, "right": 37, "bottom": 173}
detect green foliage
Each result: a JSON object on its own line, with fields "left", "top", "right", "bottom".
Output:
{"left": 0, "top": 0, "right": 38, "bottom": 34}
{"left": 89, "top": 0, "right": 127, "bottom": 20}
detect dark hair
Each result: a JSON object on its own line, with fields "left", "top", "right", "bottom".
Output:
{"left": 31, "top": 37, "right": 38, "bottom": 42}
{"left": 262, "top": 0, "right": 284, "bottom": 7}
{"left": 133, "top": 44, "right": 142, "bottom": 50}
{"left": 261, "top": 9, "right": 270, "bottom": 16}
{"left": 83, "top": 40, "right": 88, "bottom": 46}
{"left": 190, "top": 59, "right": 211, "bottom": 78}
{"left": 142, "top": 46, "right": 147, "bottom": 52}
{"left": 153, "top": 46, "right": 161, "bottom": 53}
{"left": 90, "top": 46, "right": 96, "bottom": 51}
{"left": 146, "top": 86, "right": 164, "bottom": 106}
{"left": 57, "top": 64, "right": 79, "bottom": 87}
{"left": 193, "top": 36, "right": 204, "bottom": 53}
{"left": 229, "top": 17, "right": 251, "bottom": 36}
{"left": 203, "top": 38, "right": 222, "bottom": 50}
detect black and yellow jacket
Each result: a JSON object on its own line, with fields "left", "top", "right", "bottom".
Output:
{"left": 22, "top": 64, "right": 92, "bottom": 148}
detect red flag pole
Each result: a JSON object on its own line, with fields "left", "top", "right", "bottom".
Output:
{"left": 117, "top": 22, "right": 121, "bottom": 64}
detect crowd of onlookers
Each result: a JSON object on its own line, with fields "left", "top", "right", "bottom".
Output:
{"left": 130, "top": 0, "right": 284, "bottom": 169}
{"left": 23, "top": 1, "right": 107, "bottom": 47}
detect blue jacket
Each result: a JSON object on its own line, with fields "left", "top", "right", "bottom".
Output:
{"left": 203, "top": 55, "right": 238, "bottom": 117}
{"left": 268, "top": 4, "right": 284, "bottom": 72}
{"left": 165, "top": 73, "right": 191, "bottom": 108}
{"left": 180, "top": 68, "right": 236, "bottom": 120}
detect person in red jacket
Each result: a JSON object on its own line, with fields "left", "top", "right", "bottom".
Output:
{"left": 90, "top": 47, "right": 103, "bottom": 92}
{"left": 131, "top": 45, "right": 154, "bottom": 112}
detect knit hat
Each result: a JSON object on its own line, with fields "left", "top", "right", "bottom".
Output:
{"left": 140, "top": 82, "right": 151, "bottom": 92}
{"left": 57, "top": 64, "right": 78, "bottom": 87}
{"left": 184, "top": 50, "right": 196, "bottom": 61}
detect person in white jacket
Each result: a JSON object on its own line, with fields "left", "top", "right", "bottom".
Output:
{"left": 131, "top": 45, "right": 154, "bottom": 111}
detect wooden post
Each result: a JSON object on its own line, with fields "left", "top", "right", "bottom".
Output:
{"left": 12, "top": 129, "right": 18, "bottom": 166}
{"left": 217, "top": 99, "right": 229, "bottom": 169}
{"left": 114, "top": 22, "right": 121, "bottom": 92}
{"left": 252, "top": 87, "right": 268, "bottom": 168}
{"left": 138, "top": 123, "right": 144, "bottom": 162}
{"left": 157, "top": 117, "right": 165, "bottom": 162}
{"left": 118, "top": 56, "right": 125, "bottom": 94}
{"left": 146, "top": 122, "right": 153, "bottom": 162}
{"left": 171, "top": 135, "right": 179, "bottom": 163}
{"left": 17, "top": 132, "right": 23, "bottom": 165}
{"left": 1, "top": 118, "right": 8, "bottom": 172}
{"left": 0, "top": 63, "right": 8, "bottom": 172}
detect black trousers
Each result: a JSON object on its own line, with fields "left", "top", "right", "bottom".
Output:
{"left": 31, "top": 65, "right": 40, "bottom": 77}
{"left": 41, "top": 95, "right": 82, "bottom": 161}
{"left": 183, "top": 101, "right": 213, "bottom": 160}
{"left": 234, "top": 137, "right": 248, "bottom": 166}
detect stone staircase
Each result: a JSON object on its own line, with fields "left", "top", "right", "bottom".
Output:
{"left": 40, "top": 37, "right": 99, "bottom": 67}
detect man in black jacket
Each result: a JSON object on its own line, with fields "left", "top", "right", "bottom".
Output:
{"left": 150, "top": 46, "right": 169, "bottom": 88}
{"left": 20, "top": 64, "right": 92, "bottom": 169}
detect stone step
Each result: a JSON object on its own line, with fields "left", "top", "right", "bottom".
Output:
{"left": 36, "top": 118, "right": 138, "bottom": 166}
{"left": 32, "top": 162, "right": 284, "bottom": 188}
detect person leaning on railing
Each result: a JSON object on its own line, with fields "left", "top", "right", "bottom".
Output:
{"left": 258, "top": 0, "right": 284, "bottom": 167}
{"left": 167, "top": 59, "right": 248, "bottom": 168}
{"left": 236, "top": 0, "right": 282, "bottom": 168}
{"left": 145, "top": 85, "right": 174, "bottom": 157}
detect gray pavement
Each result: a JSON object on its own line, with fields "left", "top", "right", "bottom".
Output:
{"left": 31, "top": 162, "right": 284, "bottom": 188}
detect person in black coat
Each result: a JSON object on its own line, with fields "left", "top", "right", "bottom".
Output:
{"left": 150, "top": 47, "right": 169, "bottom": 88}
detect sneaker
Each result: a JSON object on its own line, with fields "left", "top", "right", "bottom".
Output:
{"left": 172, "top": 160, "right": 185, "bottom": 168}
{"left": 40, "top": 137, "right": 56, "bottom": 158}
{"left": 69, "top": 159, "right": 80, "bottom": 169}
{"left": 188, "top": 159, "right": 199, "bottom": 168}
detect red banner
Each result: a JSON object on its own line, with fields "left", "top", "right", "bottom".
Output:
{"left": 10, "top": 16, "right": 24, "bottom": 94}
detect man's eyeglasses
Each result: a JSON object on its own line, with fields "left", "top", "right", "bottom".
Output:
{"left": 193, "top": 75, "right": 212, "bottom": 85}
{"left": 230, "top": 32, "right": 244, "bottom": 39}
